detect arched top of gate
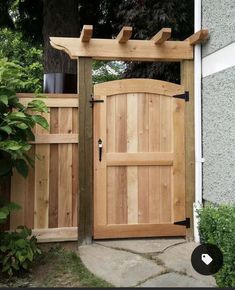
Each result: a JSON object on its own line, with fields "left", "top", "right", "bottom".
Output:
{"left": 94, "top": 79, "right": 184, "bottom": 97}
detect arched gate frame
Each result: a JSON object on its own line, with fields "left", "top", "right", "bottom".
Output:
{"left": 50, "top": 26, "right": 208, "bottom": 245}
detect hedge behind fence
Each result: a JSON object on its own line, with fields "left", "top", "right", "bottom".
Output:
{"left": 198, "top": 204, "right": 235, "bottom": 287}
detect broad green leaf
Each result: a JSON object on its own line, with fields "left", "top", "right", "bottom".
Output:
{"left": 15, "top": 159, "right": 28, "bottom": 177}
{"left": 16, "top": 123, "right": 28, "bottom": 130}
{"left": 0, "top": 95, "right": 8, "bottom": 105}
{"left": 0, "top": 125, "right": 12, "bottom": 134}
{"left": 0, "top": 140, "right": 22, "bottom": 151}
{"left": 32, "top": 115, "right": 49, "bottom": 130}
{"left": 0, "top": 211, "right": 8, "bottom": 220}
{"left": 27, "top": 99, "right": 48, "bottom": 113}
{"left": 8, "top": 112, "right": 26, "bottom": 119}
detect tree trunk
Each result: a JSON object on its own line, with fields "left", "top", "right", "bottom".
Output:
{"left": 43, "top": 0, "right": 80, "bottom": 74}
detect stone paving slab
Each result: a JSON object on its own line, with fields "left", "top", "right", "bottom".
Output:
{"left": 96, "top": 238, "right": 186, "bottom": 254}
{"left": 155, "top": 242, "right": 216, "bottom": 286}
{"left": 139, "top": 272, "right": 214, "bottom": 287}
{"left": 79, "top": 244, "right": 164, "bottom": 287}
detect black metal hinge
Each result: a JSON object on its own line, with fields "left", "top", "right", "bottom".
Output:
{"left": 89, "top": 95, "right": 104, "bottom": 108}
{"left": 174, "top": 217, "right": 190, "bottom": 228}
{"left": 173, "top": 91, "right": 189, "bottom": 102}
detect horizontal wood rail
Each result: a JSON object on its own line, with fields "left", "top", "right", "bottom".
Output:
{"left": 106, "top": 152, "right": 173, "bottom": 166}
{"left": 94, "top": 224, "right": 185, "bottom": 239}
{"left": 30, "top": 134, "right": 79, "bottom": 144}
{"left": 33, "top": 227, "right": 78, "bottom": 243}
{"left": 20, "top": 98, "right": 78, "bottom": 108}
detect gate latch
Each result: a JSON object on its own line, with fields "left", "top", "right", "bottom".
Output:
{"left": 174, "top": 218, "right": 190, "bottom": 228}
{"left": 89, "top": 95, "right": 104, "bottom": 108}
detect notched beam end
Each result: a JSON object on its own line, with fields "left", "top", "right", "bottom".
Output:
{"left": 151, "top": 28, "right": 172, "bottom": 44}
{"left": 116, "top": 26, "right": 133, "bottom": 43}
{"left": 185, "top": 29, "right": 209, "bottom": 45}
{"left": 80, "top": 25, "right": 93, "bottom": 42}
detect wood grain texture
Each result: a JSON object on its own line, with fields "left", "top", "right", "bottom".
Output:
{"left": 173, "top": 98, "right": 185, "bottom": 222}
{"left": 58, "top": 108, "right": 73, "bottom": 227}
{"left": 34, "top": 112, "right": 50, "bottom": 229}
{"left": 127, "top": 94, "right": 138, "bottom": 224}
{"left": 10, "top": 94, "right": 79, "bottom": 240}
{"left": 80, "top": 25, "right": 93, "bottom": 42}
{"left": 72, "top": 108, "right": 78, "bottom": 226}
{"left": 95, "top": 79, "right": 184, "bottom": 97}
{"left": 50, "top": 37, "right": 193, "bottom": 61}
{"left": 181, "top": 60, "right": 195, "bottom": 238}
{"left": 93, "top": 79, "right": 187, "bottom": 239}
{"left": 138, "top": 94, "right": 149, "bottom": 223}
{"left": 185, "top": 29, "right": 209, "bottom": 45}
{"left": 49, "top": 108, "right": 59, "bottom": 228}
{"left": 148, "top": 94, "right": 161, "bottom": 223}
{"left": 24, "top": 147, "right": 35, "bottom": 228}
{"left": 151, "top": 28, "right": 171, "bottom": 44}
{"left": 116, "top": 26, "right": 132, "bottom": 43}
{"left": 94, "top": 224, "right": 185, "bottom": 239}
{"left": 78, "top": 57, "right": 93, "bottom": 245}
{"left": 94, "top": 95, "right": 107, "bottom": 226}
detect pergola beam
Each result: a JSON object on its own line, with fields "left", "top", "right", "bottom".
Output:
{"left": 116, "top": 26, "right": 133, "bottom": 43}
{"left": 185, "top": 29, "right": 209, "bottom": 45}
{"left": 80, "top": 25, "right": 93, "bottom": 42}
{"left": 50, "top": 37, "right": 193, "bottom": 61}
{"left": 151, "top": 28, "right": 171, "bottom": 44}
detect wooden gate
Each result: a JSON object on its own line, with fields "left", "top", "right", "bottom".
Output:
{"left": 93, "top": 79, "right": 186, "bottom": 239}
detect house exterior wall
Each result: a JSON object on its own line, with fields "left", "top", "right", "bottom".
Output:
{"left": 202, "top": 0, "right": 235, "bottom": 204}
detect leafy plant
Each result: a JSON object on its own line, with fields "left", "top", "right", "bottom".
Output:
{"left": 0, "top": 196, "right": 21, "bottom": 224}
{"left": 198, "top": 204, "right": 235, "bottom": 287}
{"left": 0, "top": 226, "right": 41, "bottom": 276}
{"left": 0, "top": 58, "right": 48, "bottom": 178}
{"left": 0, "top": 28, "right": 43, "bottom": 93}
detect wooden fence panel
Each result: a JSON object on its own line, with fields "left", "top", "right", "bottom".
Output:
{"left": 10, "top": 94, "right": 78, "bottom": 242}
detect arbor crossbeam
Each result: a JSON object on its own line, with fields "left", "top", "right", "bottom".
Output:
{"left": 50, "top": 25, "right": 208, "bottom": 62}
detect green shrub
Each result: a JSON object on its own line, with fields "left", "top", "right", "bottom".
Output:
{"left": 0, "top": 58, "right": 49, "bottom": 178}
{"left": 0, "top": 197, "right": 21, "bottom": 224}
{"left": 0, "top": 227, "right": 41, "bottom": 276}
{"left": 198, "top": 204, "right": 235, "bottom": 287}
{"left": 0, "top": 28, "right": 43, "bottom": 93}
{"left": 0, "top": 58, "right": 46, "bottom": 277}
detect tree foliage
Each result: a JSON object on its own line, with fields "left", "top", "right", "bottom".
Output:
{"left": 0, "top": 0, "right": 194, "bottom": 84}
{"left": 113, "top": 0, "right": 194, "bottom": 83}
{"left": 0, "top": 29, "right": 43, "bottom": 92}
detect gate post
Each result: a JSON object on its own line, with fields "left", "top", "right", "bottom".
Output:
{"left": 181, "top": 60, "right": 195, "bottom": 239}
{"left": 77, "top": 57, "right": 93, "bottom": 245}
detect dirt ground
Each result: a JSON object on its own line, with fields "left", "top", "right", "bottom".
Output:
{"left": 0, "top": 243, "right": 113, "bottom": 288}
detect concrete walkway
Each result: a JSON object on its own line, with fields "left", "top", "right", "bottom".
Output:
{"left": 79, "top": 238, "right": 217, "bottom": 287}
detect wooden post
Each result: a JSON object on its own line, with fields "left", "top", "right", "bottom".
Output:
{"left": 77, "top": 57, "right": 93, "bottom": 245}
{"left": 181, "top": 60, "right": 195, "bottom": 239}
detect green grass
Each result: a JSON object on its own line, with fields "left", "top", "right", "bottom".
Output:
{"left": 0, "top": 245, "right": 114, "bottom": 288}
{"left": 37, "top": 246, "right": 114, "bottom": 288}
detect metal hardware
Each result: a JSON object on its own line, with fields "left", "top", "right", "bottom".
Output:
{"left": 174, "top": 217, "right": 190, "bottom": 228}
{"left": 173, "top": 91, "right": 189, "bottom": 102}
{"left": 89, "top": 95, "right": 104, "bottom": 108}
{"left": 98, "top": 139, "right": 103, "bottom": 162}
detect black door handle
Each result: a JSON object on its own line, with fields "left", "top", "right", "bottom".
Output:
{"left": 98, "top": 139, "right": 102, "bottom": 162}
